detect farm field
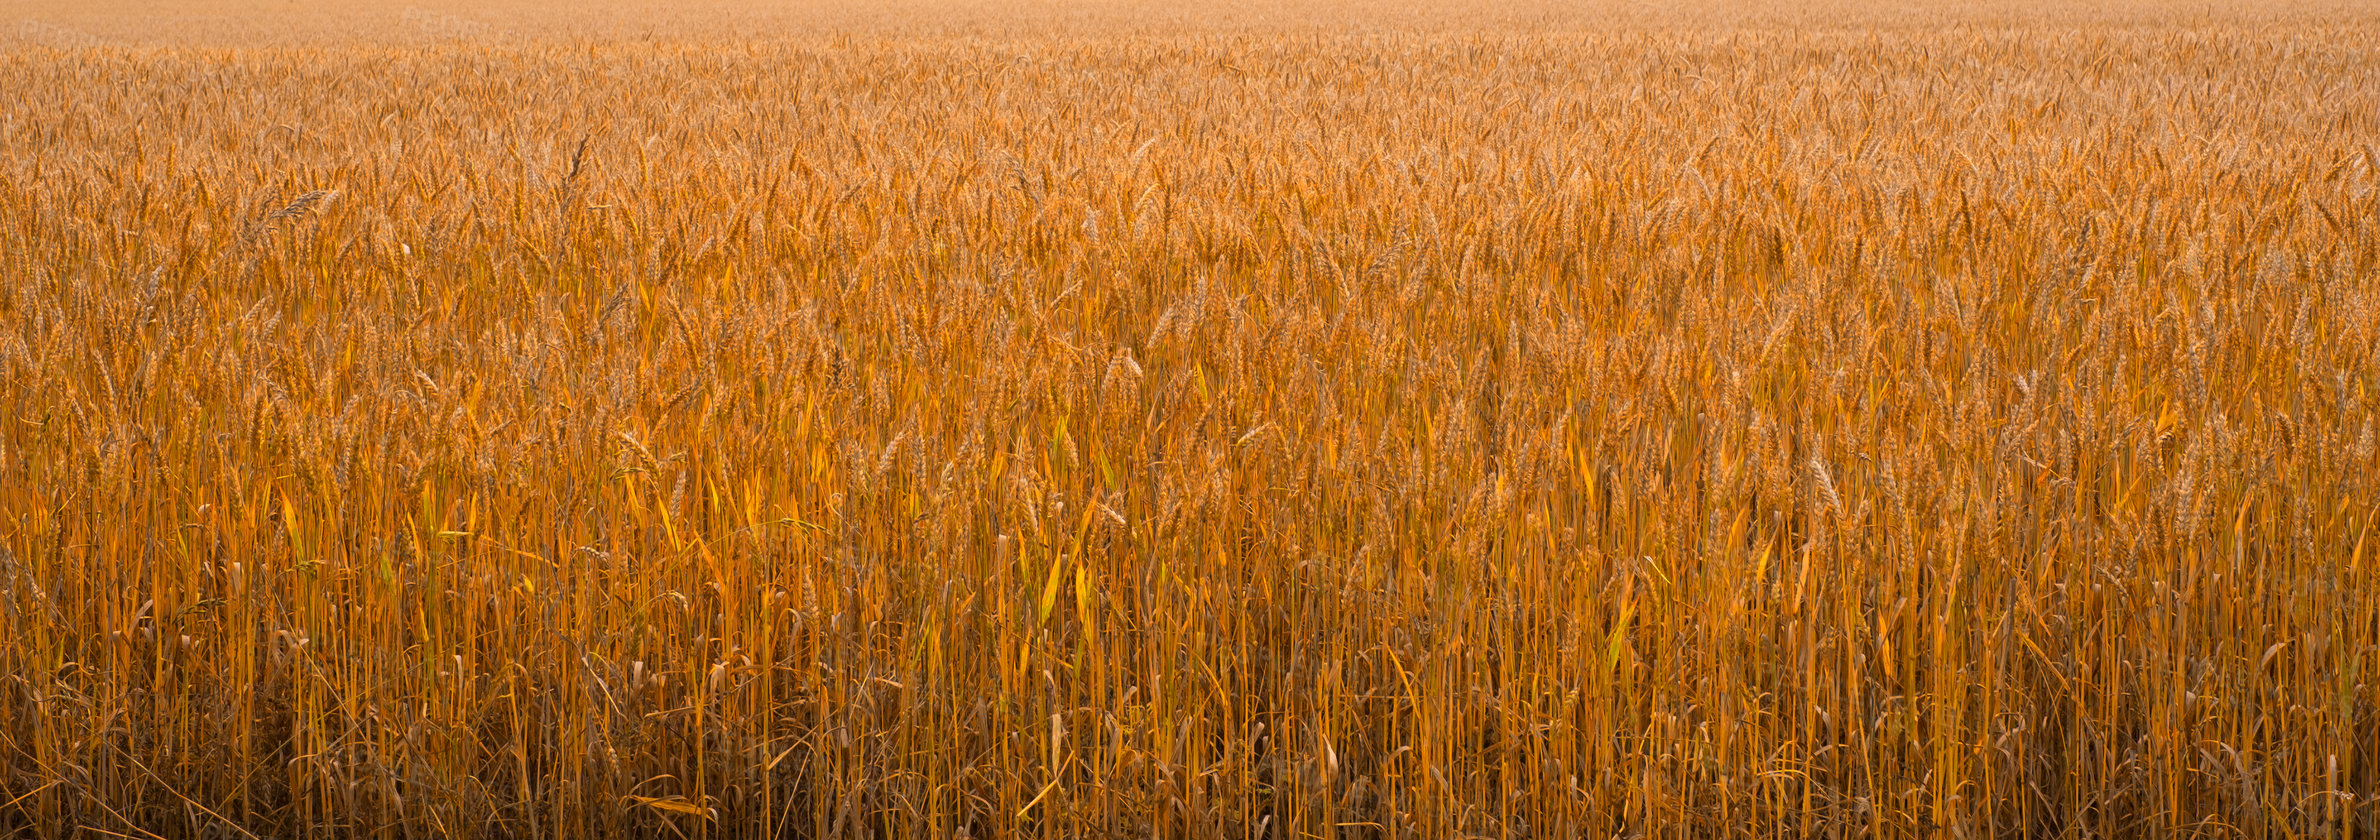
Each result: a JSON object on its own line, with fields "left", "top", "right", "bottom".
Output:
{"left": 2, "top": 2, "right": 2378, "bottom": 837}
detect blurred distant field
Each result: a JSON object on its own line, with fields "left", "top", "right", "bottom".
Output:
{"left": 2, "top": 2, "right": 2377, "bottom": 838}
{"left": 10, "top": 0, "right": 2377, "bottom": 42}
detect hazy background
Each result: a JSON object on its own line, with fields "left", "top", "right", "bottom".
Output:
{"left": 10, "top": 0, "right": 2378, "bottom": 44}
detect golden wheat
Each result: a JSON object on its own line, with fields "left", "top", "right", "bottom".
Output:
{"left": 0, "top": 6, "right": 2376, "bottom": 839}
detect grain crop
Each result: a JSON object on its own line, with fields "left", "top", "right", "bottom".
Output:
{"left": 2, "top": 3, "right": 2377, "bottom": 838}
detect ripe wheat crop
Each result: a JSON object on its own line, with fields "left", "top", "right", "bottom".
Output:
{"left": 1, "top": 4, "right": 2377, "bottom": 838}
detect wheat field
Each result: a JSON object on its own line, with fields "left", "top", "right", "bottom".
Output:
{"left": 2, "top": 2, "right": 2377, "bottom": 838}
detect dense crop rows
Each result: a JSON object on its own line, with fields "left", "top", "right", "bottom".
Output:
{"left": 2, "top": 13, "right": 2377, "bottom": 839}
